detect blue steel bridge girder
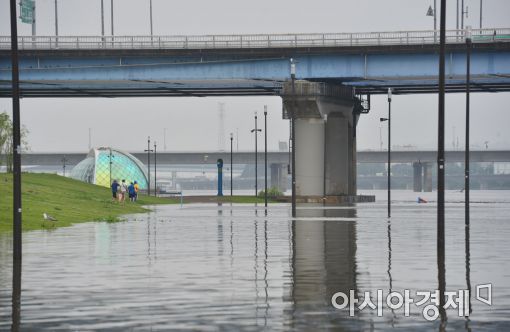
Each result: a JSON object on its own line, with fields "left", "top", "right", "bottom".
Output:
{"left": 0, "top": 43, "right": 510, "bottom": 97}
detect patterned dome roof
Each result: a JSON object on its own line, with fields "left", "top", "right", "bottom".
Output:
{"left": 70, "top": 147, "right": 148, "bottom": 189}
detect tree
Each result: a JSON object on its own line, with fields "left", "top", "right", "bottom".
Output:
{"left": 0, "top": 112, "right": 29, "bottom": 173}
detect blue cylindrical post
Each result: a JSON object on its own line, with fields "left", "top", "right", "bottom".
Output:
{"left": 217, "top": 158, "right": 223, "bottom": 196}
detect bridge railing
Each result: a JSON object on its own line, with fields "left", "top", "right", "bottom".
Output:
{"left": 0, "top": 28, "right": 509, "bottom": 50}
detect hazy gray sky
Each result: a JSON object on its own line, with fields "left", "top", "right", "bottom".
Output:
{"left": 0, "top": 0, "right": 509, "bottom": 152}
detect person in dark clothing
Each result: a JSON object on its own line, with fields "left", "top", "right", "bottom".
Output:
{"left": 111, "top": 179, "right": 120, "bottom": 201}
{"left": 128, "top": 182, "right": 136, "bottom": 202}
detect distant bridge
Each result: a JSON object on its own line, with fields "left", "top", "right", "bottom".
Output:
{"left": 19, "top": 150, "right": 510, "bottom": 166}
{"left": 1, "top": 28, "right": 510, "bottom": 97}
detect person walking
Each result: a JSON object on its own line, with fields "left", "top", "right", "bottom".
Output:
{"left": 119, "top": 179, "right": 128, "bottom": 203}
{"left": 133, "top": 181, "right": 139, "bottom": 201}
{"left": 111, "top": 179, "right": 119, "bottom": 202}
{"left": 128, "top": 182, "right": 136, "bottom": 202}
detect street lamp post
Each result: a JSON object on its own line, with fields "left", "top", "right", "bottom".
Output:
{"left": 264, "top": 106, "right": 268, "bottom": 209}
{"left": 61, "top": 156, "right": 68, "bottom": 177}
{"left": 54, "top": 0, "right": 58, "bottom": 37}
{"left": 465, "top": 26, "right": 472, "bottom": 227}
{"left": 9, "top": 0, "right": 23, "bottom": 328}
{"left": 479, "top": 0, "right": 483, "bottom": 29}
{"left": 149, "top": 0, "right": 153, "bottom": 36}
{"left": 290, "top": 58, "right": 297, "bottom": 218}
{"left": 154, "top": 141, "right": 157, "bottom": 196}
{"left": 230, "top": 133, "right": 233, "bottom": 196}
{"left": 380, "top": 87, "right": 392, "bottom": 218}
{"left": 110, "top": 0, "right": 114, "bottom": 36}
{"left": 251, "top": 112, "right": 262, "bottom": 197}
{"left": 144, "top": 137, "right": 153, "bottom": 196}
{"left": 427, "top": 0, "right": 437, "bottom": 42}
{"left": 109, "top": 148, "right": 114, "bottom": 186}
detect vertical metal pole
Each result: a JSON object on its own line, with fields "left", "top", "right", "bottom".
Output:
{"left": 110, "top": 0, "right": 114, "bottom": 36}
{"left": 154, "top": 142, "right": 157, "bottom": 196}
{"left": 456, "top": 0, "right": 459, "bottom": 30}
{"left": 109, "top": 148, "right": 112, "bottom": 186}
{"left": 438, "top": 0, "right": 447, "bottom": 324}
{"left": 255, "top": 114, "right": 258, "bottom": 197}
{"left": 54, "top": 0, "right": 58, "bottom": 36}
{"left": 264, "top": 106, "right": 268, "bottom": 209}
{"left": 461, "top": 0, "right": 464, "bottom": 30}
{"left": 32, "top": 0, "right": 36, "bottom": 36}
{"left": 147, "top": 137, "right": 151, "bottom": 195}
{"left": 62, "top": 157, "right": 66, "bottom": 177}
{"left": 230, "top": 133, "right": 233, "bottom": 196}
{"left": 9, "top": 0, "right": 22, "bottom": 329}
{"left": 387, "top": 88, "right": 392, "bottom": 219}
{"left": 465, "top": 27, "right": 472, "bottom": 227}
{"left": 149, "top": 0, "right": 153, "bottom": 36}
{"left": 290, "top": 58, "right": 297, "bottom": 218}
{"left": 434, "top": 0, "right": 437, "bottom": 42}
{"left": 101, "top": 0, "right": 105, "bottom": 42}
{"left": 479, "top": 0, "right": 483, "bottom": 29}
{"left": 163, "top": 128, "right": 167, "bottom": 151}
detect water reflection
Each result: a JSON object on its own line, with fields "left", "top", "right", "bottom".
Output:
{"left": 11, "top": 258, "right": 21, "bottom": 332}
{"left": 290, "top": 205, "right": 359, "bottom": 330}
{"left": 2, "top": 191, "right": 510, "bottom": 331}
{"left": 465, "top": 221, "right": 472, "bottom": 331}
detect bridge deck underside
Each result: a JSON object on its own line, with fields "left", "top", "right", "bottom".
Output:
{"left": 1, "top": 43, "right": 509, "bottom": 97}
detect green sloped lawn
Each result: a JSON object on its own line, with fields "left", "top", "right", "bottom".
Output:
{"left": 0, "top": 173, "right": 176, "bottom": 234}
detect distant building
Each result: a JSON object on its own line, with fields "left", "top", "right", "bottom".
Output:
{"left": 70, "top": 147, "right": 148, "bottom": 189}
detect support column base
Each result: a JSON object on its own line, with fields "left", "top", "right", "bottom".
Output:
{"left": 277, "top": 195, "right": 375, "bottom": 204}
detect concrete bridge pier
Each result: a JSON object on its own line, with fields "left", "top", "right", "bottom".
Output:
{"left": 413, "top": 162, "right": 423, "bottom": 192}
{"left": 282, "top": 82, "right": 360, "bottom": 198}
{"left": 270, "top": 163, "right": 288, "bottom": 193}
{"left": 423, "top": 162, "right": 433, "bottom": 192}
{"left": 412, "top": 161, "right": 433, "bottom": 192}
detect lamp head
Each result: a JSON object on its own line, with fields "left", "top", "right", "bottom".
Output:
{"left": 426, "top": 5, "right": 434, "bottom": 16}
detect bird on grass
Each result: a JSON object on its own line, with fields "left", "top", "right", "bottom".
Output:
{"left": 43, "top": 213, "right": 57, "bottom": 221}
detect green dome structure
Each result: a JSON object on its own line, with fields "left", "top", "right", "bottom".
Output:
{"left": 70, "top": 147, "right": 148, "bottom": 189}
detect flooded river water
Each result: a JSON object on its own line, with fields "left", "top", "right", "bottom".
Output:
{"left": 1, "top": 190, "right": 510, "bottom": 331}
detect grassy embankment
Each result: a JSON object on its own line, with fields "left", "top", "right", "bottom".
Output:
{"left": 0, "top": 173, "right": 278, "bottom": 234}
{"left": 0, "top": 173, "right": 175, "bottom": 234}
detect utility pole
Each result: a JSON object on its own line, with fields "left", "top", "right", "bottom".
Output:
{"left": 9, "top": 0, "right": 22, "bottom": 329}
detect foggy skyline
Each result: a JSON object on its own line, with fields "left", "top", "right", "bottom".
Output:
{"left": 0, "top": 0, "right": 509, "bottom": 152}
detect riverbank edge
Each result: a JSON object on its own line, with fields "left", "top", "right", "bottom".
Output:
{"left": 0, "top": 173, "right": 280, "bottom": 234}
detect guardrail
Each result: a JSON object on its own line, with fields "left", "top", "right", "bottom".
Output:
{"left": 0, "top": 28, "right": 509, "bottom": 50}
